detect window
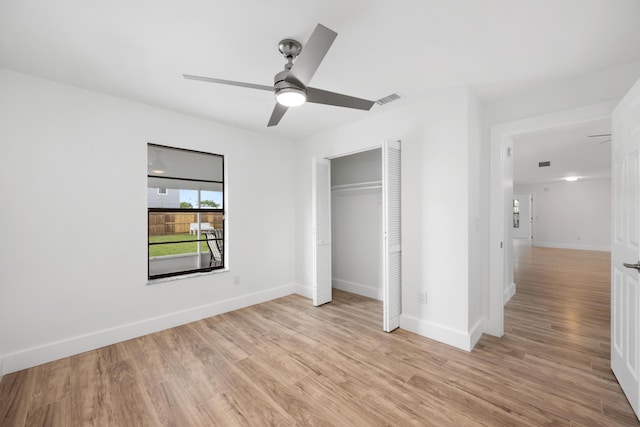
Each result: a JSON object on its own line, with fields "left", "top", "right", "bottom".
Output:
{"left": 147, "top": 143, "right": 224, "bottom": 280}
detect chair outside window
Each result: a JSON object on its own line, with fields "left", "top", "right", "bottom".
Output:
{"left": 204, "top": 229, "right": 224, "bottom": 267}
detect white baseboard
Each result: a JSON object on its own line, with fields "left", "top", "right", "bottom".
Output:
{"left": 0, "top": 355, "right": 3, "bottom": 380}
{"left": 400, "top": 314, "right": 478, "bottom": 352}
{"left": 295, "top": 283, "right": 313, "bottom": 299}
{"left": 332, "top": 278, "right": 382, "bottom": 301}
{"left": 469, "top": 318, "right": 484, "bottom": 350}
{"left": 534, "top": 241, "right": 610, "bottom": 252}
{"left": 1, "top": 283, "right": 295, "bottom": 375}
{"left": 504, "top": 282, "right": 516, "bottom": 304}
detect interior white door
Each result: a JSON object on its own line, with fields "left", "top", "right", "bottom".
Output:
{"left": 382, "top": 140, "right": 402, "bottom": 332}
{"left": 312, "top": 157, "right": 332, "bottom": 306}
{"left": 612, "top": 76, "right": 640, "bottom": 419}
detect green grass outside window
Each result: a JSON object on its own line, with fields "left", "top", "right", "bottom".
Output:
{"left": 148, "top": 233, "right": 209, "bottom": 257}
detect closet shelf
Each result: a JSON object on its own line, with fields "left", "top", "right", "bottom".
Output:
{"left": 331, "top": 181, "right": 382, "bottom": 192}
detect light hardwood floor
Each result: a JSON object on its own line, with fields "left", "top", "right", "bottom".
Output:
{"left": 1, "top": 243, "right": 638, "bottom": 426}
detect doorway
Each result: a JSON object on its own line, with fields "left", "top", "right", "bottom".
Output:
{"left": 331, "top": 148, "right": 383, "bottom": 301}
{"left": 488, "top": 100, "right": 617, "bottom": 336}
{"left": 312, "top": 140, "right": 402, "bottom": 332}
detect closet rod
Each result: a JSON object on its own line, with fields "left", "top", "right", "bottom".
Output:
{"left": 331, "top": 181, "right": 382, "bottom": 192}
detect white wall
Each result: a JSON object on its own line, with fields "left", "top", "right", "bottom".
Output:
{"left": 331, "top": 150, "right": 383, "bottom": 300}
{"left": 515, "top": 180, "right": 611, "bottom": 251}
{"left": 0, "top": 69, "right": 296, "bottom": 375}
{"left": 483, "top": 61, "right": 640, "bottom": 127}
{"left": 294, "top": 87, "right": 481, "bottom": 350}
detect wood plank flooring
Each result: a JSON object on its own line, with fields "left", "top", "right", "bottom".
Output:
{"left": 1, "top": 243, "right": 638, "bottom": 426}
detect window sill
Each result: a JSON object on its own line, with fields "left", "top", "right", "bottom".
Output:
{"left": 146, "top": 267, "right": 229, "bottom": 285}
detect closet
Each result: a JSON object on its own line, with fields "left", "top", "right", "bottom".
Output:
{"left": 330, "top": 148, "right": 383, "bottom": 301}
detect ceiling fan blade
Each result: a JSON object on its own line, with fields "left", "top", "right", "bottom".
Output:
{"left": 600, "top": 139, "right": 612, "bottom": 144}
{"left": 286, "top": 24, "right": 337, "bottom": 87}
{"left": 588, "top": 134, "right": 612, "bottom": 137}
{"left": 306, "top": 87, "right": 375, "bottom": 110}
{"left": 183, "top": 74, "right": 272, "bottom": 92}
{"left": 267, "top": 103, "right": 288, "bottom": 127}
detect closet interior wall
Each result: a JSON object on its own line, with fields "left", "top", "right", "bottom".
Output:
{"left": 330, "top": 148, "right": 383, "bottom": 300}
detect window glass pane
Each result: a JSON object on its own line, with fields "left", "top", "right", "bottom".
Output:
{"left": 148, "top": 242, "right": 211, "bottom": 278}
{"left": 149, "top": 239, "right": 207, "bottom": 257}
{"left": 200, "top": 190, "right": 223, "bottom": 208}
{"left": 147, "top": 188, "right": 224, "bottom": 209}
{"left": 148, "top": 187, "right": 181, "bottom": 209}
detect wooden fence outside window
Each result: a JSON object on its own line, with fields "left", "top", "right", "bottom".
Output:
{"left": 148, "top": 212, "right": 224, "bottom": 236}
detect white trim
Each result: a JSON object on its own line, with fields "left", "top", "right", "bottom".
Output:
{"left": 400, "top": 314, "right": 479, "bottom": 352}
{"left": 332, "top": 278, "right": 382, "bottom": 301}
{"left": 0, "top": 356, "right": 4, "bottom": 379}
{"left": 0, "top": 283, "right": 295, "bottom": 375}
{"left": 469, "top": 318, "right": 484, "bottom": 350}
{"left": 325, "top": 145, "right": 382, "bottom": 160}
{"left": 147, "top": 266, "right": 229, "bottom": 285}
{"left": 504, "top": 282, "right": 516, "bottom": 304}
{"left": 488, "top": 100, "right": 618, "bottom": 338}
{"left": 534, "top": 242, "right": 611, "bottom": 252}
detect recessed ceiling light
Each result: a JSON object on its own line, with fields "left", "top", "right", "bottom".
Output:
{"left": 564, "top": 176, "right": 579, "bottom": 182}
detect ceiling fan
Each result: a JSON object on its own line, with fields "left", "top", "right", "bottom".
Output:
{"left": 183, "top": 24, "right": 375, "bottom": 127}
{"left": 588, "top": 133, "right": 612, "bottom": 144}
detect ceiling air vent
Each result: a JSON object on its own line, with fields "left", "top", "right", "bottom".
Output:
{"left": 539, "top": 161, "right": 551, "bottom": 167}
{"left": 376, "top": 93, "right": 402, "bottom": 106}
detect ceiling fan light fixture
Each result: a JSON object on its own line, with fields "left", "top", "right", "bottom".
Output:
{"left": 275, "top": 87, "right": 307, "bottom": 107}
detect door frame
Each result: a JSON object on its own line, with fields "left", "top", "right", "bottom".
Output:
{"left": 314, "top": 141, "right": 402, "bottom": 330}
{"left": 487, "top": 100, "right": 617, "bottom": 336}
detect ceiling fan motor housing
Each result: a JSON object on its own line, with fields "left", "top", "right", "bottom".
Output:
{"left": 274, "top": 69, "right": 305, "bottom": 92}
{"left": 273, "top": 69, "right": 306, "bottom": 107}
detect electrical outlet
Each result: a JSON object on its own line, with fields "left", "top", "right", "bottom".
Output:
{"left": 234, "top": 275, "right": 240, "bottom": 285}
{"left": 419, "top": 291, "right": 427, "bottom": 305}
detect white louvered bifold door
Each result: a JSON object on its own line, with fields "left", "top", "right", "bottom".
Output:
{"left": 383, "top": 140, "right": 402, "bottom": 332}
{"left": 312, "top": 158, "right": 332, "bottom": 306}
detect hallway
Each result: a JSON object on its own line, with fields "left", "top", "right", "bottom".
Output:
{"left": 501, "top": 240, "right": 637, "bottom": 424}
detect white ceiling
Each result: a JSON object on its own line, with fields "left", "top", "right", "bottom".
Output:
{"left": 513, "top": 117, "right": 612, "bottom": 185}
{"left": 1, "top": 1, "right": 640, "bottom": 140}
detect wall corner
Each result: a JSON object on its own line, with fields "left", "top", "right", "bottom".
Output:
{"left": 504, "top": 282, "right": 516, "bottom": 304}
{"left": 295, "top": 283, "right": 313, "bottom": 299}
